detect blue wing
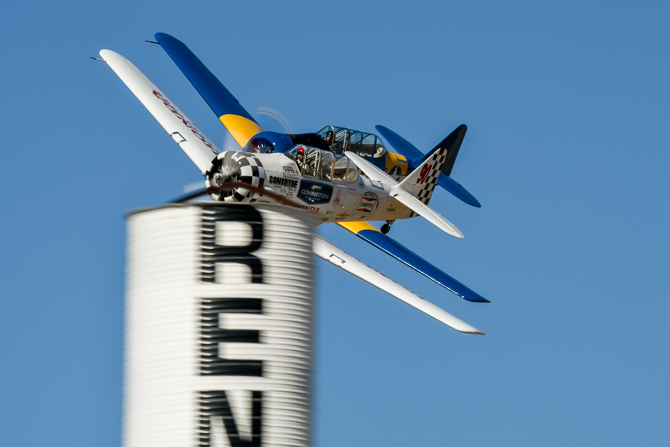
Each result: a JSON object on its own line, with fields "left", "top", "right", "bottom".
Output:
{"left": 337, "top": 222, "right": 489, "bottom": 303}
{"left": 154, "top": 32, "right": 264, "bottom": 148}
{"left": 437, "top": 174, "right": 481, "bottom": 208}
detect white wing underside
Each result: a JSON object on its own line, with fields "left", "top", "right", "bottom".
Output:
{"left": 100, "top": 49, "right": 219, "bottom": 174}
{"left": 313, "top": 236, "right": 483, "bottom": 334}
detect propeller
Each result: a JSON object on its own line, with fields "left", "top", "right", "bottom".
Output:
{"left": 256, "top": 106, "right": 294, "bottom": 135}
{"left": 172, "top": 181, "right": 304, "bottom": 208}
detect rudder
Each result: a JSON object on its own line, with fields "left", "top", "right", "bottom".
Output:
{"left": 398, "top": 147, "right": 448, "bottom": 205}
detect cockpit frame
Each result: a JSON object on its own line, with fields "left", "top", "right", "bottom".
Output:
{"left": 315, "top": 125, "right": 387, "bottom": 159}
{"left": 287, "top": 145, "right": 360, "bottom": 184}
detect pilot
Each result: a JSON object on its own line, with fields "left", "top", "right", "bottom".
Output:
{"left": 295, "top": 146, "right": 311, "bottom": 175}
{"left": 327, "top": 131, "right": 344, "bottom": 154}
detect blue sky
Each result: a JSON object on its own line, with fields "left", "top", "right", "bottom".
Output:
{"left": 2, "top": 1, "right": 669, "bottom": 445}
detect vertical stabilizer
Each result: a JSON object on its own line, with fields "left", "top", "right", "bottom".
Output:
{"left": 398, "top": 148, "right": 448, "bottom": 205}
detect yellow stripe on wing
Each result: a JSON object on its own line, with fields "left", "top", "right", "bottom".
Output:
{"left": 337, "top": 221, "right": 381, "bottom": 234}
{"left": 220, "top": 114, "right": 264, "bottom": 148}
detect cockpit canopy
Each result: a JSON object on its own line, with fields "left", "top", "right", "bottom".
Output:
{"left": 315, "top": 126, "right": 387, "bottom": 158}
{"left": 287, "top": 145, "right": 359, "bottom": 183}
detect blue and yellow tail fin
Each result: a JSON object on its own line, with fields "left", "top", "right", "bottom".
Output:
{"left": 154, "top": 33, "right": 264, "bottom": 148}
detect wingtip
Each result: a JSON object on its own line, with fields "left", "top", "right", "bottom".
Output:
{"left": 458, "top": 326, "right": 485, "bottom": 335}
{"left": 464, "top": 295, "right": 490, "bottom": 303}
{"left": 154, "top": 32, "right": 171, "bottom": 41}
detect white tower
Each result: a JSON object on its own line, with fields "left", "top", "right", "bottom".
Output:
{"left": 124, "top": 203, "right": 315, "bottom": 447}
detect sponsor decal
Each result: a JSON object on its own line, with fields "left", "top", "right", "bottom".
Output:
{"left": 298, "top": 180, "right": 333, "bottom": 205}
{"left": 269, "top": 175, "right": 298, "bottom": 189}
{"left": 152, "top": 90, "right": 218, "bottom": 155}
{"left": 332, "top": 194, "right": 342, "bottom": 207}
{"left": 354, "top": 192, "right": 379, "bottom": 218}
{"left": 417, "top": 163, "right": 433, "bottom": 184}
{"left": 283, "top": 166, "right": 297, "bottom": 175}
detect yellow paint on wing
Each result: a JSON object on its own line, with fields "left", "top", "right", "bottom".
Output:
{"left": 337, "top": 221, "right": 380, "bottom": 234}
{"left": 220, "top": 114, "right": 264, "bottom": 147}
{"left": 385, "top": 151, "right": 409, "bottom": 178}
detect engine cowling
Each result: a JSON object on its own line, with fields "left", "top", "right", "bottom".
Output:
{"left": 205, "top": 151, "right": 266, "bottom": 202}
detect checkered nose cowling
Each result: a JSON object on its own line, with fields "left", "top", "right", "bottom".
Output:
{"left": 205, "top": 151, "right": 266, "bottom": 202}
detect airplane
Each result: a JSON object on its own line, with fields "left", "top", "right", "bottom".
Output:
{"left": 97, "top": 33, "right": 490, "bottom": 335}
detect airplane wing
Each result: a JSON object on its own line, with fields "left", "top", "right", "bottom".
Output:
{"left": 154, "top": 33, "right": 264, "bottom": 148}
{"left": 100, "top": 50, "right": 219, "bottom": 174}
{"left": 336, "top": 222, "right": 489, "bottom": 303}
{"left": 344, "top": 151, "right": 464, "bottom": 239}
{"left": 313, "top": 235, "right": 484, "bottom": 334}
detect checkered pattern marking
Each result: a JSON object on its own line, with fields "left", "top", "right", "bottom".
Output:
{"left": 206, "top": 152, "right": 266, "bottom": 202}
{"left": 228, "top": 155, "right": 266, "bottom": 202}
{"left": 416, "top": 149, "right": 446, "bottom": 204}
{"left": 407, "top": 149, "right": 447, "bottom": 217}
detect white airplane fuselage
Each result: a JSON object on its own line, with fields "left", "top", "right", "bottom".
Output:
{"left": 218, "top": 151, "right": 411, "bottom": 224}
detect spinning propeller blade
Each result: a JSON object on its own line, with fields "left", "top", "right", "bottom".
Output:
{"left": 173, "top": 181, "right": 302, "bottom": 208}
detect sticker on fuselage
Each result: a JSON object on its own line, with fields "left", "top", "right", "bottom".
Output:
{"left": 354, "top": 192, "right": 379, "bottom": 218}
{"left": 269, "top": 176, "right": 298, "bottom": 190}
{"left": 298, "top": 180, "right": 333, "bottom": 205}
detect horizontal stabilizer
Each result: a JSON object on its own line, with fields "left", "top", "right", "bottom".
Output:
{"left": 344, "top": 150, "right": 398, "bottom": 184}
{"left": 154, "top": 33, "right": 264, "bottom": 148}
{"left": 344, "top": 150, "right": 464, "bottom": 238}
{"left": 375, "top": 125, "right": 424, "bottom": 159}
{"left": 392, "top": 190, "right": 464, "bottom": 238}
{"left": 100, "top": 50, "right": 219, "bottom": 174}
{"left": 438, "top": 174, "right": 481, "bottom": 208}
{"left": 337, "top": 222, "right": 489, "bottom": 302}
{"left": 313, "top": 235, "right": 483, "bottom": 334}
